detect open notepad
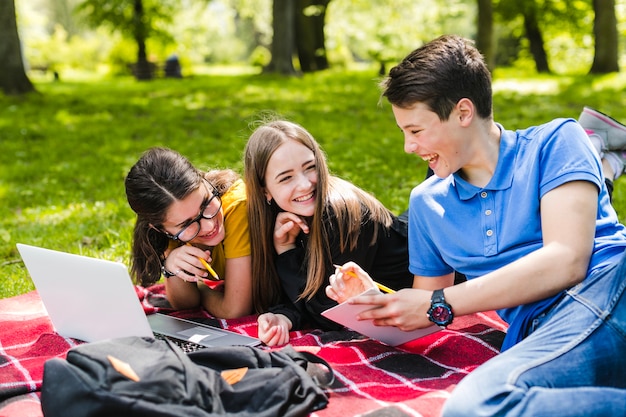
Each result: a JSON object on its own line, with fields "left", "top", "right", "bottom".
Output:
{"left": 321, "top": 288, "right": 440, "bottom": 346}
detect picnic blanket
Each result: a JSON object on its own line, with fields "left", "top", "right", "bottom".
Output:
{"left": 0, "top": 285, "right": 508, "bottom": 417}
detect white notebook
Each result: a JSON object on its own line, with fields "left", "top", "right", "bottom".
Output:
{"left": 322, "top": 288, "right": 440, "bottom": 346}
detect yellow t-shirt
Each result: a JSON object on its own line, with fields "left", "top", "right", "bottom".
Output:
{"left": 207, "top": 179, "right": 250, "bottom": 279}
{"left": 168, "top": 179, "right": 250, "bottom": 280}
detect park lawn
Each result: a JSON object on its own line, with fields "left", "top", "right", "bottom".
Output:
{"left": 1, "top": 66, "right": 626, "bottom": 299}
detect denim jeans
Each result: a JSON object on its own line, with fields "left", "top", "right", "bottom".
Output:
{"left": 442, "top": 252, "right": 626, "bottom": 417}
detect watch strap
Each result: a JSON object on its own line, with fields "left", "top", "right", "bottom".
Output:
{"left": 431, "top": 288, "right": 445, "bottom": 304}
{"left": 161, "top": 264, "right": 176, "bottom": 278}
{"left": 427, "top": 288, "right": 454, "bottom": 327}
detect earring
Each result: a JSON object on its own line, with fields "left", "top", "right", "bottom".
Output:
{"left": 266, "top": 199, "right": 272, "bottom": 205}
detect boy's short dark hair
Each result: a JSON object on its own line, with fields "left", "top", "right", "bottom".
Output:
{"left": 380, "top": 34, "right": 493, "bottom": 121}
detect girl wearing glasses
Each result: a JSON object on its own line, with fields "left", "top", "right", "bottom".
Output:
{"left": 243, "top": 120, "right": 413, "bottom": 346}
{"left": 125, "top": 147, "right": 252, "bottom": 318}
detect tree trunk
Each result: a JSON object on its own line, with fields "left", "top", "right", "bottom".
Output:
{"left": 265, "top": 0, "right": 298, "bottom": 75}
{"left": 133, "top": 0, "right": 153, "bottom": 80}
{"left": 0, "top": 0, "right": 35, "bottom": 95}
{"left": 476, "top": 0, "right": 495, "bottom": 71}
{"left": 590, "top": 0, "right": 619, "bottom": 73}
{"left": 295, "top": 0, "right": 330, "bottom": 73}
{"left": 522, "top": 3, "right": 550, "bottom": 73}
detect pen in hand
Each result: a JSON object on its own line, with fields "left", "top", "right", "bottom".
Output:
{"left": 186, "top": 243, "right": 221, "bottom": 281}
{"left": 333, "top": 264, "right": 396, "bottom": 294}
{"left": 197, "top": 256, "right": 220, "bottom": 281}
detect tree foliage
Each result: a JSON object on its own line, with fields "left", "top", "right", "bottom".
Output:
{"left": 12, "top": 0, "right": 626, "bottom": 79}
{"left": 327, "top": 0, "right": 474, "bottom": 72}
{"left": 493, "top": 0, "right": 595, "bottom": 72}
{"left": 75, "top": 0, "right": 176, "bottom": 79}
{"left": 75, "top": 0, "right": 174, "bottom": 41}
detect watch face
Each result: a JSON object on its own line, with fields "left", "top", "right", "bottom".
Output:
{"left": 431, "top": 305, "right": 451, "bottom": 321}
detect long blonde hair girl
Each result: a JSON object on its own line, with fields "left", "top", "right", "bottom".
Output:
{"left": 244, "top": 120, "right": 392, "bottom": 313}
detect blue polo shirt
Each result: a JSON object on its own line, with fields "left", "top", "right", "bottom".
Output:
{"left": 408, "top": 118, "right": 626, "bottom": 349}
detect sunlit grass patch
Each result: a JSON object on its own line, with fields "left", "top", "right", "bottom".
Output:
{"left": 1, "top": 67, "right": 626, "bottom": 298}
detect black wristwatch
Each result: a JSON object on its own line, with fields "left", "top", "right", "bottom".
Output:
{"left": 427, "top": 289, "right": 454, "bottom": 328}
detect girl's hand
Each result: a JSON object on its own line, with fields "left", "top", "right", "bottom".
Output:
{"left": 273, "top": 212, "right": 310, "bottom": 255}
{"left": 326, "top": 261, "right": 377, "bottom": 303}
{"left": 163, "top": 245, "right": 212, "bottom": 283}
{"left": 257, "top": 313, "right": 292, "bottom": 346}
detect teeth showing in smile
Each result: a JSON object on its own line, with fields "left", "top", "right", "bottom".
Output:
{"left": 294, "top": 192, "right": 314, "bottom": 202}
{"left": 422, "top": 154, "right": 437, "bottom": 162}
{"left": 203, "top": 229, "right": 217, "bottom": 239}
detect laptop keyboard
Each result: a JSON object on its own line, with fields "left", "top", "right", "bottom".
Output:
{"left": 153, "top": 332, "right": 206, "bottom": 353}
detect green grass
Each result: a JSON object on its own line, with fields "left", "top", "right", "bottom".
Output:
{"left": 2, "top": 66, "right": 626, "bottom": 299}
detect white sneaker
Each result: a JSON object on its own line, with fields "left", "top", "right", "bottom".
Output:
{"left": 579, "top": 107, "right": 626, "bottom": 151}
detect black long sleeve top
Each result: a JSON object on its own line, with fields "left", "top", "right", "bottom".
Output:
{"left": 270, "top": 208, "right": 413, "bottom": 331}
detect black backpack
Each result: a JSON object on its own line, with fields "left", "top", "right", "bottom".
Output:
{"left": 41, "top": 336, "right": 333, "bottom": 417}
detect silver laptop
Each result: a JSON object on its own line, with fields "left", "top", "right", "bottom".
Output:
{"left": 16, "top": 243, "right": 260, "bottom": 349}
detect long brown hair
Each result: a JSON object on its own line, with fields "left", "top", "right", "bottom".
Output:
{"left": 244, "top": 120, "right": 392, "bottom": 312}
{"left": 125, "top": 147, "right": 239, "bottom": 286}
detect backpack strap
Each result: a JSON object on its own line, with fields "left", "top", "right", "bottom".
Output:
{"left": 281, "top": 346, "right": 335, "bottom": 388}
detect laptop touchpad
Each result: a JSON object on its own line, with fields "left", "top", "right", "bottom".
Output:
{"left": 178, "top": 326, "right": 226, "bottom": 342}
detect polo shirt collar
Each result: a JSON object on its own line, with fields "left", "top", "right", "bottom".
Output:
{"left": 453, "top": 123, "right": 516, "bottom": 200}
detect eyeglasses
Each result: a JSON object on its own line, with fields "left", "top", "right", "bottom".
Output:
{"left": 163, "top": 181, "right": 222, "bottom": 243}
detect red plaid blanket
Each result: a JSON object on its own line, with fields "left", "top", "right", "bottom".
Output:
{"left": 0, "top": 285, "right": 507, "bottom": 417}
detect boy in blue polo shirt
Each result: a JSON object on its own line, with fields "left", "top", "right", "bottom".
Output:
{"left": 327, "top": 35, "right": 626, "bottom": 416}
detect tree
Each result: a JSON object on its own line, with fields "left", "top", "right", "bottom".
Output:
{"left": 494, "top": 0, "right": 552, "bottom": 73}
{"left": 75, "top": 0, "right": 174, "bottom": 80}
{"left": 265, "top": 0, "right": 298, "bottom": 74}
{"left": 521, "top": 0, "right": 550, "bottom": 73}
{"left": 0, "top": 0, "right": 35, "bottom": 95}
{"left": 295, "top": 0, "right": 330, "bottom": 73}
{"left": 590, "top": 0, "right": 619, "bottom": 73}
{"left": 131, "top": 0, "right": 151, "bottom": 79}
{"left": 494, "top": 0, "right": 600, "bottom": 73}
{"left": 265, "top": 0, "right": 331, "bottom": 75}
{"left": 476, "top": 0, "right": 494, "bottom": 71}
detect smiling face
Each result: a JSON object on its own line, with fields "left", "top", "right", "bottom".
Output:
{"left": 392, "top": 101, "right": 466, "bottom": 179}
{"left": 161, "top": 182, "right": 225, "bottom": 247}
{"left": 263, "top": 139, "right": 318, "bottom": 217}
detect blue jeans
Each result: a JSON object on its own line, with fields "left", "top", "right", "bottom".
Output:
{"left": 442, "top": 253, "right": 626, "bottom": 417}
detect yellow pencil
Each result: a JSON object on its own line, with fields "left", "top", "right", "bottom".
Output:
{"left": 187, "top": 243, "right": 220, "bottom": 281}
{"left": 333, "top": 264, "right": 396, "bottom": 294}
{"left": 374, "top": 282, "right": 396, "bottom": 294}
{"left": 197, "top": 257, "right": 220, "bottom": 281}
